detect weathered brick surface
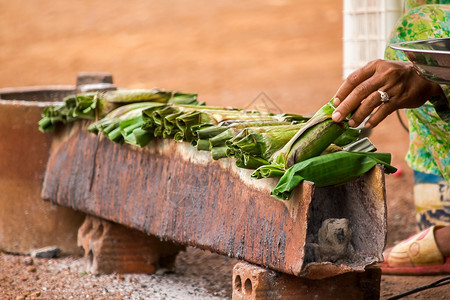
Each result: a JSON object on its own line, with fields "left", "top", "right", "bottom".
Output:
{"left": 232, "top": 262, "right": 381, "bottom": 300}
{"left": 42, "top": 122, "right": 387, "bottom": 278}
{"left": 78, "top": 215, "right": 184, "bottom": 274}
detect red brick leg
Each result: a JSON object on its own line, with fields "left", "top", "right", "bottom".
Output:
{"left": 232, "top": 262, "right": 381, "bottom": 300}
{"left": 77, "top": 215, "right": 184, "bottom": 274}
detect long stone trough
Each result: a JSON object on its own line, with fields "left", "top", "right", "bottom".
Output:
{"left": 41, "top": 120, "right": 387, "bottom": 280}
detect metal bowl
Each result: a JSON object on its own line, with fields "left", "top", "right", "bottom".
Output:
{"left": 390, "top": 38, "right": 450, "bottom": 84}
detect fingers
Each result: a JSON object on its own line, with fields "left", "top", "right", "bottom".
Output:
{"left": 332, "top": 61, "right": 383, "bottom": 123}
{"left": 332, "top": 60, "right": 433, "bottom": 128}
{"left": 334, "top": 60, "right": 379, "bottom": 106}
{"left": 331, "top": 59, "right": 406, "bottom": 127}
{"left": 332, "top": 76, "right": 382, "bottom": 123}
{"left": 365, "top": 101, "right": 395, "bottom": 128}
{"left": 346, "top": 90, "right": 382, "bottom": 127}
{"left": 348, "top": 88, "right": 396, "bottom": 128}
{"left": 332, "top": 84, "right": 396, "bottom": 128}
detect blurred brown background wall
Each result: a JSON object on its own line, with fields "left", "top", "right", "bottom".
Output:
{"left": 0, "top": 0, "right": 342, "bottom": 113}
{"left": 0, "top": 0, "right": 415, "bottom": 246}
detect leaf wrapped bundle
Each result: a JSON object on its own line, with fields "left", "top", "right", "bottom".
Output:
{"left": 333, "top": 128, "right": 361, "bottom": 146}
{"left": 151, "top": 106, "right": 179, "bottom": 137}
{"left": 251, "top": 137, "right": 379, "bottom": 179}
{"left": 39, "top": 103, "right": 71, "bottom": 132}
{"left": 174, "top": 108, "right": 272, "bottom": 143}
{"left": 88, "top": 102, "right": 166, "bottom": 145}
{"left": 100, "top": 89, "right": 171, "bottom": 103}
{"left": 192, "top": 121, "right": 292, "bottom": 152}
{"left": 162, "top": 112, "right": 184, "bottom": 138}
{"left": 208, "top": 128, "right": 245, "bottom": 159}
{"left": 225, "top": 124, "right": 304, "bottom": 168}
{"left": 251, "top": 165, "right": 285, "bottom": 179}
{"left": 39, "top": 89, "right": 198, "bottom": 132}
{"left": 226, "top": 124, "right": 303, "bottom": 157}
{"left": 270, "top": 100, "right": 348, "bottom": 169}
{"left": 142, "top": 106, "right": 214, "bottom": 141}
{"left": 169, "top": 92, "right": 201, "bottom": 105}
{"left": 39, "top": 93, "right": 115, "bottom": 132}
{"left": 174, "top": 111, "right": 218, "bottom": 142}
{"left": 278, "top": 113, "right": 310, "bottom": 123}
{"left": 106, "top": 108, "right": 156, "bottom": 144}
{"left": 152, "top": 106, "right": 286, "bottom": 144}
{"left": 270, "top": 151, "right": 397, "bottom": 200}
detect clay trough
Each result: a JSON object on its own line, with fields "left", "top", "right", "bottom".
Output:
{"left": 0, "top": 72, "right": 115, "bottom": 255}
{"left": 41, "top": 120, "right": 387, "bottom": 279}
{"left": 0, "top": 85, "right": 85, "bottom": 254}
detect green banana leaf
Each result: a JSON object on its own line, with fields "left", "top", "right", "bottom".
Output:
{"left": 39, "top": 93, "right": 105, "bottom": 132}
{"left": 174, "top": 111, "right": 216, "bottom": 142}
{"left": 99, "top": 89, "right": 172, "bottom": 103}
{"left": 209, "top": 128, "right": 241, "bottom": 147}
{"left": 192, "top": 121, "right": 291, "bottom": 147}
{"left": 195, "top": 139, "right": 211, "bottom": 151}
{"left": 333, "top": 128, "right": 361, "bottom": 146}
{"left": 88, "top": 102, "right": 164, "bottom": 134}
{"left": 252, "top": 138, "right": 379, "bottom": 179}
{"left": 120, "top": 115, "right": 154, "bottom": 147}
{"left": 251, "top": 165, "right": 285, "bottom": 179}
{"left": 270, "top": 151, "right": 397, "bottom": 200}
{"left": 168, "top": 92, "right": 199, "bottom": 105}
{"left": 226, "top": 126, "right": 302, "bottom": 158}
{"left": 270, "top": 100, "right": 347, "bottom": 168}
{"left": 162, "top": 112, "right": 184, "bottom": 138}
{"left": 235, "top": 154, "right": 270, "bottom": 169}
{"left": 211, "top": 146, "right": 229, "bottom": 160}
{"left": 39, "top": 89, "right": 199, "bottom": 132}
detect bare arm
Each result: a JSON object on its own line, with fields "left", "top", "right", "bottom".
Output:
{"left": 331, "top": 59, "right": 446, "bottom": 128}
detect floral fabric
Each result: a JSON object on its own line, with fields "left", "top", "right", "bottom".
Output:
{"left": 385, "top": 3, "right": 450, "bottom": 183}
{"left": 404, "top": 0, "right": 450, "bottom": 11}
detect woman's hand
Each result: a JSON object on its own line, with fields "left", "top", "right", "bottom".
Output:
{"left": 331, "top": 59, "right": 445, "bottom": 128}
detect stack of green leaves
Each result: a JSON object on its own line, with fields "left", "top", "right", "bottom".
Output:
{"left": 87, "top": 102, "right": 168, "bottom": 146}
{"left": 38, "top": 89, "right": 198, "bottom": 132}
{"left": 39, "top": 93, "right": 106, "bottom": 132}
{"left": 39, "top": 90, "right": 396, "bottom": 201}
{"left": 137, "top": 105, "right": 305, "bottom": 147}
{"left": 248, "top": 100, "right": 396, "bottom": 199}
{"left": 225, "top": 124, "right": 305, "bottom": 168}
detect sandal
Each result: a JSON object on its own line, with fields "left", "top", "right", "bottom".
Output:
{"left": 379, "top": 226, "right": 450, "bottom": 275}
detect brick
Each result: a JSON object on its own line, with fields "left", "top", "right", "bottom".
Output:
{"left": 232, "top": 262, "right": 381, "bottom": 300}
{"left": 78, "top": 215, "right": 184, "bottom": 274}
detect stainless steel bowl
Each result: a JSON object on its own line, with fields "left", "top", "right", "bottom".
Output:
{"left": 390, "top": 38, "right": 450, "bottom": 84}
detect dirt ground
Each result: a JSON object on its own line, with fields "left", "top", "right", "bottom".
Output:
{"left": 0, "top": 0, "right": 448, "bottom": 299}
